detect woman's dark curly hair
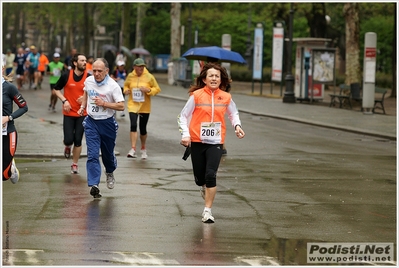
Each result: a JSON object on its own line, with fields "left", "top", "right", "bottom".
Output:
{"left": 188, "top": 62, "right": 231, "bottom": 94}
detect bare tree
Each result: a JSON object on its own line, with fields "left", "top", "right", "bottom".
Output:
{"left": 170, "top": 3, "right": 181, "bottom": 59}
{"left": 343, "top": 3, "right": 361, "bottom": 85}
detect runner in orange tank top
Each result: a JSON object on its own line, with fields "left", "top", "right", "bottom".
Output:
{"left": 54, "top": 53, "right": 91, "bottom": 174}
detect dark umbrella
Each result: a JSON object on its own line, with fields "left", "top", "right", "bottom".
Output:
{"left": 182, "top": 46, "right": 246, "bottom": 64}
{"left": 102, "top": 44, "right": 117, "bottom": 53}
{"left": 131, "top": 47, "right": 151, "bottom": 56}
{"left": 119, "top": 46, "right": 134, "bottom": 72}
{"left": 120, "top": 46, "right": 133, "bottom": 59}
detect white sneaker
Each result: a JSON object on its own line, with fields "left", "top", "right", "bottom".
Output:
{"left": 10, "top": 159, "right": 20, "bottom": 184}
{"left": 71, "top": 163, "right": 79, "bottom": 174}
{"left": 202, "top": 210, "right": 215, "bottom": 223}
{"left": 141, "top": 149, "right": 147, "bottom": 159}
{"left": 106, "top": 172, "right": 115, "bottom": 189}
{"left": 200, "top": 186, "right": 206, "bottom": 200}
{"left": 127, "top": 148, "right": 137, "bottom": 158}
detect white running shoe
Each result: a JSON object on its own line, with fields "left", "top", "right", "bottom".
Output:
{"left": 127, "top": 148, "right": 137, "bottom": 158}
{"left": 202, "top": 210, "right": 215, "bottom": 223}
{"left": 141, "top": 149, "right": 147, "bottom": 159}
{"left": 10, "top": 159, "right": 20, "bottom": 184}
{"left": 106, "top": 172, "right": 115, "bottom": 189}
{"left": 71, "top": 163, "right": 79, "bottom": 174}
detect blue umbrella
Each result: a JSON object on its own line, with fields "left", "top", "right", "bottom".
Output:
{"left": 182, "top": 46, "right": 246, "bottom": 64}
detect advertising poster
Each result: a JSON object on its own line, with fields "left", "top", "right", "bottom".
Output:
{"left": 252, "top": 27, "right": 263, "bottom": 80}
{"left": 312, "top": 49, "right": 336, "bottom": 83}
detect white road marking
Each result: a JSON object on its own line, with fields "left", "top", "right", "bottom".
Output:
{"left": 235, "top": 255, "right": 280, "bottom": 266}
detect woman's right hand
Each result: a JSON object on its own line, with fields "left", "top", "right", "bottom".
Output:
{"left": 180, "top": 136, "right": 191, "bottom": 147}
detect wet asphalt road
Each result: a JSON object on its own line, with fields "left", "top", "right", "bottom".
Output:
{"left": 2, "top": 82, "right": 397, "bottom": 266}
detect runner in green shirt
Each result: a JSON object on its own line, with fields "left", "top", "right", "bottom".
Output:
{"left": 47, "top": 53, "right": 65, "bottom": 112}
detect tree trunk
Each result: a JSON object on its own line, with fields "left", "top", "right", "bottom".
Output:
{"left": 135, "top": 4, "right": 147, "bottom": 49}
{"left": 11, "top": 6, "right": 20, "bottom": 50}
{"left": 390, "top": 4, "right": 396, "bottom": 97}
{"left": 170, "top": 3, "right": 181, "bottom": 60}
{"left": 83, "top": 5, "right": 90, "bottom": 55}
{"left": 343, "top": 3, "right": 361, "bottom": 85}
{"left": 120, "top": 3, "right": 133, "bottom": 71}
{"left": 121, "top": 3, "right": 131, "bottom": 49}
{"left": 308, "top": 3, "right": 327, "bottom": 38}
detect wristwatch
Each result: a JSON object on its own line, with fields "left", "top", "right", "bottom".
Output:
{"left": 8, "top": 115, "right": 13, "bottom": 121}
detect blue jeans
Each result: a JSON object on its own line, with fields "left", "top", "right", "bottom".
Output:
{"left": 82, "top": 116, "right": 118, "bottom": 187}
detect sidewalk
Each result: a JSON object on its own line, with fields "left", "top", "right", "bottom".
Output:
{"left": 155, "top": 73, "right": 396, "bottom": 140}
{"left": 14, "top": 73, "right": 396, "bottom": 159}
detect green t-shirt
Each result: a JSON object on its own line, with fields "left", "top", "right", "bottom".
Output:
{"left": 48, "top": 61, "right": 64, "bottom": 84}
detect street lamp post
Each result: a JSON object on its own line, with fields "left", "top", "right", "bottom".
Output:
{"left": 283, "top": 3, "right": 296, "bottom": 103}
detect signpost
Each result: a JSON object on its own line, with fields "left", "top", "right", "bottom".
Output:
{"left": 362, "top": 32, "right": 377, "bottom": 114}
{"left": 252, "top": 23, "right": 264, "bottom": 94}
{"left": 271, "top": 21, "right": 284, "bottom": 95}
{"left": 221, "top": 34, "right": 231, "bottom": 78}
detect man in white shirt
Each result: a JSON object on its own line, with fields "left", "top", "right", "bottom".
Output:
{"left": 79, "top": 58, "right": 125, "bottom": 198}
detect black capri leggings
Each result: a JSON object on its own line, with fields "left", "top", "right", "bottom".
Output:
{"left": 129, "top": 112, "right": 150, "bottom": 135}
{"left": 190, "top": 142, "right": 224, "bottom": 188}
{"left": 63, "top": 115, "right": 85, "bottom": 147}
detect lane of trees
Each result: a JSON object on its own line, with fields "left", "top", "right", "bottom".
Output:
{"left": 2, "top": 2, "right": 396, "bottom": 93}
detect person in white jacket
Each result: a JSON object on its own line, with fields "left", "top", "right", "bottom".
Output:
{"left": 177, "top": 62, "right": 245, "bottom": 223}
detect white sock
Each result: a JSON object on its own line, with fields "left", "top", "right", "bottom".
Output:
{"left": 204, "top": 207, "right": 211, "bottom": 213}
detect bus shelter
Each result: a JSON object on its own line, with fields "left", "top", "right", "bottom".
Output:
{"left": 292, "top": 38, "right": 332, "bottom": 101}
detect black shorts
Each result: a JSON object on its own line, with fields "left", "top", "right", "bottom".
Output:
{"left": 29, "top": 66, "right": 38, "bottom": 75}
{"left": 16, "top": 67, "right": 24, "bottom": 76}
{"left": 63, "top": 116, "right": 85, "bottom": 147}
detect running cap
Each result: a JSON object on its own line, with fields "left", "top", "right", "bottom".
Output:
{"left": 117, "top": 60, "right": 125, "bottom": 66}
{"left": 53, "top": 52, "right": 60, "bottom": 58}
{"left": 133, "top": 58, "right": 146, "bottom": 66}
{"left": 30, "top": 45, "right": 36, "bottom": 50}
